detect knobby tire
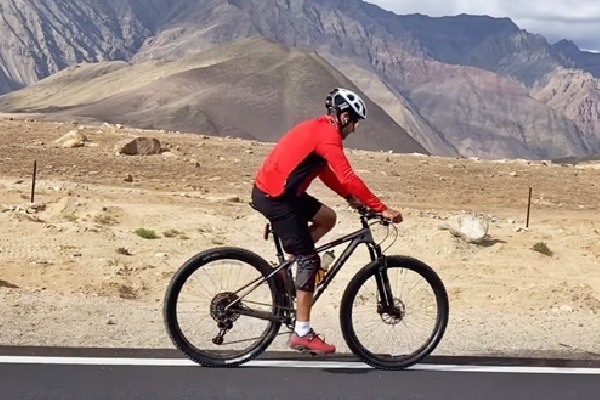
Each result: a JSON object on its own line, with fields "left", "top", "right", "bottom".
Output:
{"left": 339, "top": 255, "right": 449, "bottom": 370}
{"left": 163, "top": 246, "right": 286, "bottom": 367}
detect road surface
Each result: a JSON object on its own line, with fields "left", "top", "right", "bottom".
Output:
{"left": 1, "top": 346, "right": 599, "bottom": 400}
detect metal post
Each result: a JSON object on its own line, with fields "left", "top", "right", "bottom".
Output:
{"left": 30, "top": 160, "right": 37, "bottom": 203}
{"left": 526, "top": 186, "right": 532, "bottom": 228}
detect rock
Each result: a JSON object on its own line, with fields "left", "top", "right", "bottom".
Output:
{"left": 559, "top": 304, "right": 573, "bottom": 312}
{"left": 456, "top": 214, "right": 489, "bottom": 243}
{"left": 440, "top": 213, "right": 489, "bottom": 244}
{"left": 115, "top": 137, "right": 161, "bottom": 156}
{"left": 56, "top": 129, "right": 87, "bottom": 142}
{"left": 62, "top": 139, "right": 85, "bottom": 148}
{"left": 207, "top": 196, "right": 241, "bottom": 203}
{"left": 12, "top": 202, "right": 47, "bottom": 214}
{"left": 55, "top": 130, "right": 87, "bottom": 147}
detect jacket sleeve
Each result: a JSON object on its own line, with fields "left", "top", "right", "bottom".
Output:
{"left": 318, "top": 165, "right": 350, "bottom": 198}
{"left": 315, "top": 133, "right": 388, "bottom": 212}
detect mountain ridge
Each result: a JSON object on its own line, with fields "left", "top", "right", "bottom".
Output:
{"left": 0, "top": 0, "right": 598, "bottom": 159}
{"left": 0, "top": 37, "right": 429, "bottom": 154}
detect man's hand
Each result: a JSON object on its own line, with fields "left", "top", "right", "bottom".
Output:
{"left": 345, "top": 195, "right": 362, "bottom": 210}
{"left": 382, "top": 208, "right": 403, "bottom": 223}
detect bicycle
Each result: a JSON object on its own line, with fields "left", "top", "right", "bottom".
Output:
{"left": 163, "top": 204, "right": 449, "bottom": 370}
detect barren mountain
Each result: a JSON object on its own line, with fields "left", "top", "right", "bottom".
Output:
{"left": 552, "top": 40, "right": 600, "bottom": 78}
{"left": 326, "top": 55, "right": 459, "bottom": 157}
{"left": 0, "top": 37, "right": 427, "bottom": 154}
{"left": 0, "top": 0, "right": 167, "bottom": 93}
{"left": 0, "top": 0, "right": 599, "bottom": 158}
{"left": 394, "top": 60, "right": 590, "bottom": 159}
{"left": 531, "top": 68, "right": 600, "bottom": 152}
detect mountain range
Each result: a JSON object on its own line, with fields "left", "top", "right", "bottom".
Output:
{"left": 0, "top": 0, "right": 599, "bottom": 160}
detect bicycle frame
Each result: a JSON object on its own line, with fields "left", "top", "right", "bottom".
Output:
{"left": 268, "top": 213, "right": 388, "bottom": 305}
{"left": 229, "top": 211, "right": 396, "bottom": 324}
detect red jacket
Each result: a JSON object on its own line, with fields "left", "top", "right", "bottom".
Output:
{"left": 254, "top": 115, "right": 388, "bottom": 212}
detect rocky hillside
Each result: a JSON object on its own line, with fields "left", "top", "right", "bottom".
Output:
{"left": 552, "top": 40, "right": 600, "bottom": 78}
{"left": 0, "top": 0, "right": 599, "bottom": 159}
{"left": 531, "top": 68, "right": 600, "bottom": 152}
{"left": 0, "top": 0, "right": 166, "bottom": 93}
{"left": 0, "top": 38, "right": 428, "bottom": 154}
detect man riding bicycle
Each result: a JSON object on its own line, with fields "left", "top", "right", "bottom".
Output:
{"left": 250, "top": 88, "right": 403, "bottom": 354}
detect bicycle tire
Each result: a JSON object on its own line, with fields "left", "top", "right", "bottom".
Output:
{"left": 339, "top": 255, "right": 449, "bottom": 370}
{"left": 163, "top": 246, "right": 287, "bottom": 367}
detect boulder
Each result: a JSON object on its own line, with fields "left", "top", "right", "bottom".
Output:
{"left": 55, "top": 129, "right": 87, "bottom": 147}
{"left": 116, "top": 137, "right": 162, "bottom": 156}
{"left": 440, "top": 213, "right": 489, "bottom": 244}
{"left": 62, "top": 139, "right": 85, "bottom": 148}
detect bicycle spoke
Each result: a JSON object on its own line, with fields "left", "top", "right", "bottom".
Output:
{"left": 340, "top": 255, "right": 449, "bottom": 370}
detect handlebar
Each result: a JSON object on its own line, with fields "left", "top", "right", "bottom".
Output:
{"left": 355, "top": 204, "right": 392, "bottom": 225}
{"left": 354, "top": 204, "right": 400, "bottom": 251}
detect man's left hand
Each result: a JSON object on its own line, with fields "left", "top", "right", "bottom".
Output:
{"left": 346, "top": 195, "right": 362, "bottom": 210}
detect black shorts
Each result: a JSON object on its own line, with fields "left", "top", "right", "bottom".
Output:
{"left": 250, "top": 184, "right": 322, "bottom": 256}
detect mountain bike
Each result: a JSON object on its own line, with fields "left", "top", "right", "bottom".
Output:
{"left": 163, "top": 204, "right": 449, "bottom": 370}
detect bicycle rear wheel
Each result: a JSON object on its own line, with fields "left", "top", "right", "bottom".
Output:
{"left": 339, "top": 255, "right": 449, "bottom": 370}
{"left": 163, "top": 246, "right": 288, "bottom": 367}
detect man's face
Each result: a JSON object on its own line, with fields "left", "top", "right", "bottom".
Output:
{"left": 340, "top": 111, "right": 360, "bottom": 140}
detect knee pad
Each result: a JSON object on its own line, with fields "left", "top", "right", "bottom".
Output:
{"left": 294, "top": 253, "right": 320, "bottom": 293}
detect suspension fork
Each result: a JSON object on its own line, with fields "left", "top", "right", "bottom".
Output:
{"left": 368, "top": 243, "right": 395, "bottom": 309}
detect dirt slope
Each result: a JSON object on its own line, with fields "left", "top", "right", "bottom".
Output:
{"left": 0, "top": 37, "right": 427, "bottom": 154}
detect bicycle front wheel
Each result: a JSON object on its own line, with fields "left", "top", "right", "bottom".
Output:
{"left": 339, "top": 255, "right": 449, "bottom": 370}
{"left": 163, "top": 246, "right": 287, "bottom": 367}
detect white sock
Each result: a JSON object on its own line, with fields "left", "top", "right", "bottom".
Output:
{"left": 294, "top": 321, "right": 310, "bottom": 336}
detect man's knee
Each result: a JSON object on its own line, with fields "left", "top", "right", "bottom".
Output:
{"left": 313, "top": 205, "right": 337, "bottom": 231}
{"left": 294, "top": 252, "right": 320, "bottom": 293}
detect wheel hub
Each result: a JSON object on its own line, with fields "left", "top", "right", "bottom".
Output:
{"left": 377, "top": 298, "right": 405, "bottom": 324}
{"left": 210, "top": 292, "right": 241, "bottom": 323}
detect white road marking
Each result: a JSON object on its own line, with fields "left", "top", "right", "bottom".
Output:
{"left": 0, "top": 355, "right": 599, "bottom": 374}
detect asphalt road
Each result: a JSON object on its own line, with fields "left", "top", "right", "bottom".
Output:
{"left": 1, "top": 346, "right": 599, "bottom": 400}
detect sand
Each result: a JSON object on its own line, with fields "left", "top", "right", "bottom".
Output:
{"left": 0, "top": 117, "right": 599, "bottom": 360}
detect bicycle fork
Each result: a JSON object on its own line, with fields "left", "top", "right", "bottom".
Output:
{"left": 368, "top": 245, "right": 397, "bottom": 314}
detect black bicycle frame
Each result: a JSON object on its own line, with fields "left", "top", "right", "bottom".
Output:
{"left": 282, "top": 216, "right": 384, "bottom": 305}
{"left": 230, "top": 213, "right": 396, "bottom": 323}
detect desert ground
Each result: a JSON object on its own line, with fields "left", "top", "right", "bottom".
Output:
{"left": 1, "top": 116, "right": 599, "bottom": 360}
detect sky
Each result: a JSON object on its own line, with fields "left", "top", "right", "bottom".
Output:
{"left": 368, "top": 0, "right": 600, "bottom": 52}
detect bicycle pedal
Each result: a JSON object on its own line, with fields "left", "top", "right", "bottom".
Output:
{"left": 301, "top": 349, "right": 320, "bottom": 357}
{"left": 292, "top": 346, "right": 323, "bottom": 357}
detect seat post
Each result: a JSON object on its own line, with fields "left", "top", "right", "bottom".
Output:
{"left": 272, "top": 231, "right": 286, "bottom": 263}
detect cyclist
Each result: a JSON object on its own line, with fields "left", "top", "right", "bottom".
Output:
{"left": 250, "top": 88, "right": 403, "bottom": 354}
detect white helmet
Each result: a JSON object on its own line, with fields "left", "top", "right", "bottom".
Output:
{"left": 326, "top": 88, "right": 367, "bottom": 120}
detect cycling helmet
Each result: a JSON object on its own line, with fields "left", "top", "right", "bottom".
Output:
{"left": 325, "top": 88, "right": 367, "bottom": 120}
